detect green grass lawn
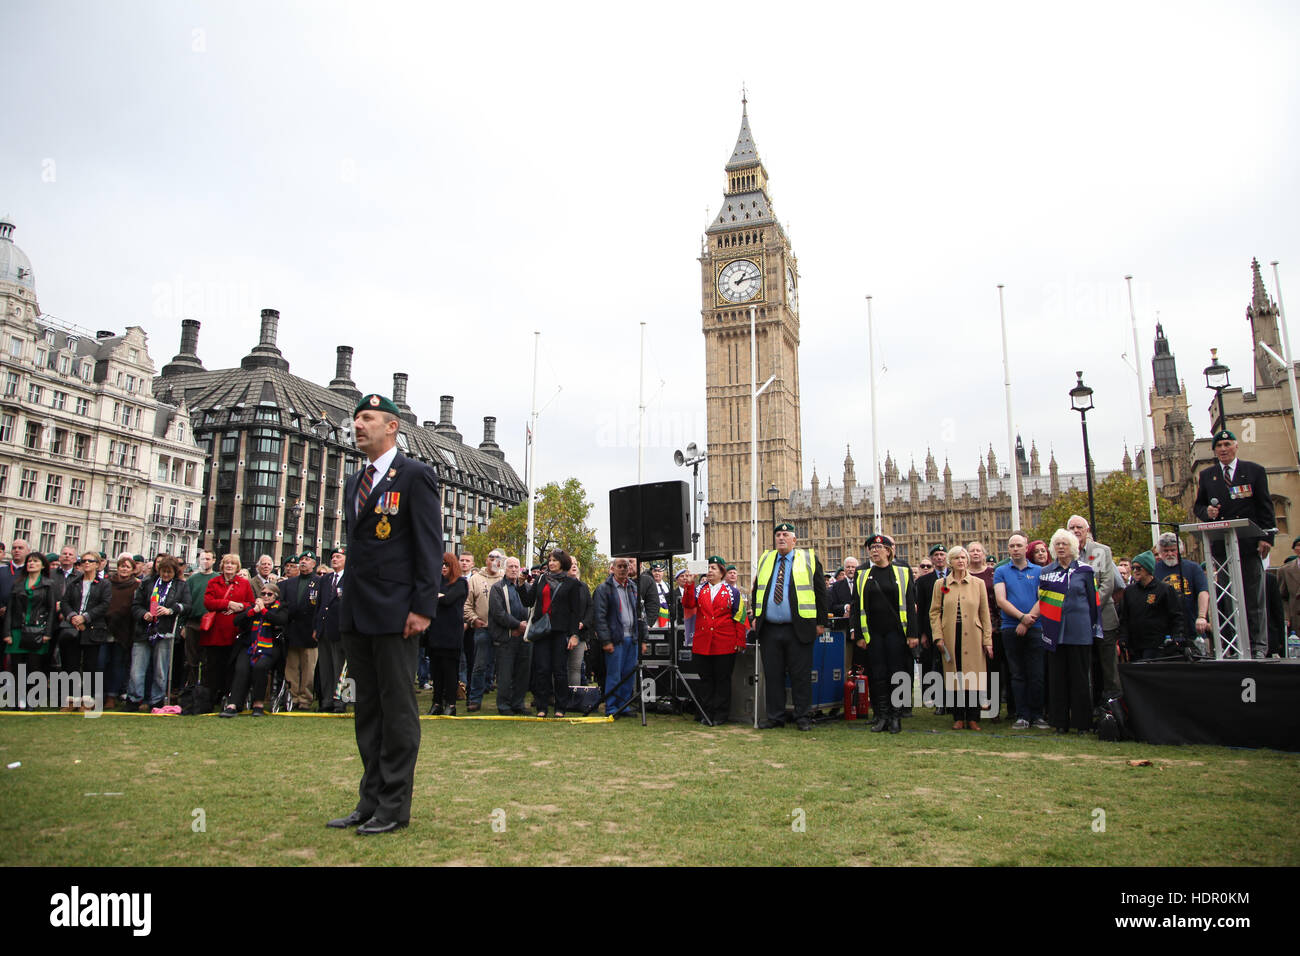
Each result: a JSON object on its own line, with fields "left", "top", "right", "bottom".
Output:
{"left": 1, "top": 698, "right": 1296, "bottom": 867}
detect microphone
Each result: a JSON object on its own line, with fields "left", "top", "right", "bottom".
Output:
{"left": 1211, "top": 498, "right": 1219, "bottom": 507}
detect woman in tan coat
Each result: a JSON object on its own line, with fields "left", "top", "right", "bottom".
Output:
{"left": 928, "top": 545, "right": 993, "bottom": 730}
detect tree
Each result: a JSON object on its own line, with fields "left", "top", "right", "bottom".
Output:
{"left": 1031, "top": 471, "right": 1189, "bottom": 561}
{"left": 462, "top": 478, "right": 602, "bottom": 587}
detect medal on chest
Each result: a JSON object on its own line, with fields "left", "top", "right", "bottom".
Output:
{"left": 374, "top": 491, "right": 399, "bottom": 539}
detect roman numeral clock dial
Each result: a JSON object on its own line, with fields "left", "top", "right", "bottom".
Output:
{"left": 717, "top": 258, "right": 762, "bottom": 303}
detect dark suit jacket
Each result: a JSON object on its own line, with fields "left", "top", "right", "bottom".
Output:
{"left": 749, "top": 548, "right": 829, "bottom": 644}
{"left": 915, "top": 570, "right": 943, "bottom": 642}
{"left": 280, "top": 573, "right": 321, "bottom": 648}
{"left": 1193, "top": 458, "right": 1275, "bottom": 546}
{"left": 314, "top": 571, "right": 345, "bottom": 643}
{"left": 829, "top": 577, "right": 855, "bottom": 620}
{"left": 340, "top": 451, "right": 444, "bottom": 635}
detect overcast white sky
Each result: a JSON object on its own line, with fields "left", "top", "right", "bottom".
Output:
{"left": 4, "top": 0, "right": 1297, "bottom": 550}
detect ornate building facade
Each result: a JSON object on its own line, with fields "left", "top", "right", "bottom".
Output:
{"left": 699, "top": 101, "right": 803, "bottom": 579}
{"left": 0, "top": 219, "right": 205, "bottom": 561}
{"left": 153, "top": 312, "right": 526, "bottom": 566}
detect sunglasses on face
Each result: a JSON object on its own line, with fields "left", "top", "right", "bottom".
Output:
{"left": 261, "top": 591, "right": 275, "bottom": 598}
{"left": 919, "top": 563, "right": 933, "bottom": 569}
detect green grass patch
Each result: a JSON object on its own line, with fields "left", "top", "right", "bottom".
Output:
{"left": 1, "top": 702, "right": 1295, "bottom": 866}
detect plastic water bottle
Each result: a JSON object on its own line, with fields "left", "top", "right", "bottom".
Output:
{"left": 1195, "top": 636, "right": 1209, "bottom": 658}
{"left": 1287, "top": 631, "right": 1300, "bottom": 660}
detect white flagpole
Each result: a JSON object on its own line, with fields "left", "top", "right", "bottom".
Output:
{"left": 1269, "top": 261, "right": 1300, "bottom": 468}
{"left": 637, "top": 321, "right": 646, "bottom": 487}
{"left": 998, "top": 284, "right": 1021, "bottom": 530}
{"left": 526, "top": 331, "right": 539, "bottom": 566}
{"left": 750, "top": 305, "right": 758, "bottom": 577}
{"left": 868, "top": 296, "right": 881, "bottom": 532}
{"left": 1126, "top": 276, "right": 1161, "bottom": 549}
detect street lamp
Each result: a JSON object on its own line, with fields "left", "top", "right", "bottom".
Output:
{"left": 674, "top": 442, "right": 708, "bottom": 560}
{"left": 1069, "top": 370, "right": 1097, "bottom": 537}
{"left": 1203, "top": 348, "right": 1231, "bottom": 432}
{"left": 766, "top": 484, "right": 779, "bottom": 545}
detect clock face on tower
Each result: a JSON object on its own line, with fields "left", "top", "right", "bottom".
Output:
{"left": 785, "top": 266, "right": 798, "bottom": 313}
{"left": 717, "top": 258, "right": 762, "bottom": 303}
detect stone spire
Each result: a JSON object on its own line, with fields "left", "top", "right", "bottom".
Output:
{"left": 908, "top": 459, "right": 920, "bottom": 502}
{"left": 1029, "top": 440, "right": 1041, "bottom": 476}
{"left": 978, "top": 458, "right": 988, "bottom": 499}
{"left": 1247, "top": 257, "right": 1281, "bottom": 392}
{"left": 842, "top": 445, "right": 855, "bottom": 506}
{"left": 1049, "top": 448, "right": 1060, "bottom": 494}
{"left": 986, "top": 445, "right": 998, "bottom": 478}
{"left": 1151, "top": 322, "right": 1180, "bottom": 397}
{"left": 1122, "top": 443, "right": 1133, "bottom": 472}
{"left": 943, "top": 458, "right": 953, "bottom": 499}
{"left": 925, "top": 447, "right": 938, "bottom": 482}
{"left": 810, "top": 464, "right": 820, "bottom": 508}
{"left": 1015, "top": 434, "right": 1028, "bottom": 477}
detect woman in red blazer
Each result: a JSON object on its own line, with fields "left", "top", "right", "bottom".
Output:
{"left": 202, "top": 553, "right": 256, "bottom": 709}
{"left": 680, "top": 556, "right": 743, "bottom": 725}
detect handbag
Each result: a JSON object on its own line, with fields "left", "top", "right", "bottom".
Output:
{"left": 19, "top": 623, "right": 48, "bottom": 651}
{"left": 526, "top": 612, "right": 551, "bottom": 642}
{"left": 199, "top": 580, "right": 235, "bottom": 634}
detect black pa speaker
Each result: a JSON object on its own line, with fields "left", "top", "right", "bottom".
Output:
{"left": 608, "top": 480, "right": 690, "bottom": 556}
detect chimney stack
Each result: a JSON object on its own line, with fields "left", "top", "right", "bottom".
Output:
{"left": 328, "top": 345, "right": 360, "bottom": 399}
{"left": 391, "top": 373, "right": 417, "bottom": 425}
{"left": 478, "top": 415, "right": 505, "bottom": 460}
{"left": 161, "top": 318, "right": 206, "bottom": 377}
{"left": 241, "top": 307, "right": 290, "bottom": 371}
{"left": 434, "top": 394, "right": 462, "bottom": 443}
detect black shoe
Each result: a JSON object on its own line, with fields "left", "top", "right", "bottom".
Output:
{"left": 444, "top": 705, "right": 456, "bottom": 717}
{"left": 326, "top": 810, "right": 367, "bottom": 829}
{"left": 796, "top": 718, "right": 813, "bottom": 732}
{"left": 888, "top": 717, "right": 901, "bottom": 734}
{"left": 427, "top": 702, "right": 442, "bottom": 716}
{"left": 356, "top": 817, "right": 408, "bottom": 836}
{"left": 758, "top": 719, "right": 785, "bottom": 729}
{"left": 218, "top": 706, "right": 237, "bottom": 718}
{"left": 870, "top": 717, "right": 889, "bottom": 733}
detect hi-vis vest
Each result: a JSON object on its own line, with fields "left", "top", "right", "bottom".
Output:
{"left": 854, "top": 563, "right": 911, "bottom": 645}
{"left": 754, "top": 548, "right": 818, "bottom": 619}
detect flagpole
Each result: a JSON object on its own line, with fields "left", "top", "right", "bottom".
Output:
{"left": 868, "top": 296, "right": 881, "bottom": 532}
{"left": 1269, "top": 261, "right": 1300, "bottom": 468}
{"left": 750, "top": 305, "right": 758, "bottom": 578}
{"left": 526, "top": 331, "right": 539, "bottom": 566}
{"left": 637, "top": 321, "right": 646, "bottom": 487}
{"left": 998, "top": 284, "right": 1021, "bottom": 529}
{"left": 1126, "top": 276, "right": 1161, "bottom": 548}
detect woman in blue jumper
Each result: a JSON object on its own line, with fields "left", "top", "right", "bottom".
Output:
{"left": 1035, "top": 528, "right": 1099, "bottom": 733}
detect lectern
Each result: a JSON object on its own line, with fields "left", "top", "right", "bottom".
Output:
{"left": 1178, "top": 518, "right": 1264, "bottom": 660}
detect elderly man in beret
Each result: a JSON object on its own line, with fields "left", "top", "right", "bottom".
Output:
{"left": 327, "top": 393, "right": 443, "bottom": 836}
{"left": 1193, "top": 429, "right": 1276, "bottom": 658}
{"left": 750, "top": 522, "right": 828, "bottom": 731}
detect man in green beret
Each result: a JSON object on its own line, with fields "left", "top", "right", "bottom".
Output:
{"left": 1193, "top": 429, "right": 1275, "bottom": 657}
{"left": 327, "top": 392, "right": 443, "bottom": 835}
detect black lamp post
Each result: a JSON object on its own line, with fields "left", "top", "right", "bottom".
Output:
{"left": 1203, "top": 348, "right": 1231, "bottom": 433}
{"left": 1069, "top": 370, "right": 1097, "bottom": 537}
{"left": 766, "top": 484, "right": 779, "bottom": 545}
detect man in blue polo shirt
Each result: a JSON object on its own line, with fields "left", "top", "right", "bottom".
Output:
{"left": 993, "top": 532, "right": 1048, "bottom": 729}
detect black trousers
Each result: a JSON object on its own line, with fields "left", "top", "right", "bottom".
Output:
{"left": 342, "top": 630, "right": 421, "bottom": 824}
{"left": 692, "top": 651, "right": 735, "bottom": 722}
{"left": 530, "top": 632, "right": 571, "bottom": 713}
{"left": 317, "top": 638, "right": 346, "bottom": 711}
{"left": 228, "top": 649, "right": 277, "bottom": 709}
{"left": 1049, "top": 644, "right": 1093, "bottom": 732}
{"left": 429, "top": 648, "right": 459, "bottom": 710}
{"left": 759, "top": 622, "right": 812, "bottom": 723}
{"left": 494, "top": 635, "right": 532, "bottom": 715}
{"left": 201, "top": 644, "right": 233, "bottom": 705}
{"left": 866, "top": 628, "right": 909, "bottom": 718}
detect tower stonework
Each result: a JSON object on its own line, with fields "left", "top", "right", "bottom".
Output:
{"left": 700, "top": 101, "right": 803, "bottom": 579}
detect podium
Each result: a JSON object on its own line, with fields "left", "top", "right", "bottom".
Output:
{"left": 1179, "top": 519, "right": 1265, "bottom": 660}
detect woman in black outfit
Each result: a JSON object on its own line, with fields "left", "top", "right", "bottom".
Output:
{"left": 529, "top": 548, "right": 581, "bottom": 718}
{"left": 428, "top": 552, "right": 468, "bottom": 715}
{"left": 220, "top": 581, "right": 288, "bottom": 717}
{"left": 59, "top": 551, "right": 112, "bottom": 681}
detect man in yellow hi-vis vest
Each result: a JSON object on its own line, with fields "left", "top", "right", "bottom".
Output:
{"left": 849, "top": 533, "right": 918, "bottom": 735}
{"left": 749, "top": 522, "right": 829, "bottom": 731}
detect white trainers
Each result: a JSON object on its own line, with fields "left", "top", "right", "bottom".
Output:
{"left": 1012, "top": 718, "right": 1030, "bottom": 730}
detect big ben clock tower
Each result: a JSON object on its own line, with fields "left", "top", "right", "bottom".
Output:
{"left": 700, "top": 99, "right": 804, "bottom": 580}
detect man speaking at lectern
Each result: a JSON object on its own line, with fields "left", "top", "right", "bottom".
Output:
{"left": 1193, "top": 429, "right": 1275, "bottom": 658}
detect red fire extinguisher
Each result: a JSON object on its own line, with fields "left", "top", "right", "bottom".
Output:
{"left": 855, "top": 669, "right": 871, "bottom": 719}
{"left": 844, "top": 674, "right": 857, "bottom": 720}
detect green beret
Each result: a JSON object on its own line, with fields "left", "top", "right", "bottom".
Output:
{"left": 1212, "top": 429, "right": 1236, "bottom": 443}
{"left": 45, "top": 553, "right": 58, "bottom": 564}
{"left": 132, "top": 554, "right": 145, "bottom": 562}
{"left": 928, "top": 544, "right": 947, "bottom": 556}
{"left": 707, "top": 555, "right": 727, "bottom": 567}
{"left": 354, "top": 393, "right": 401, "bottom": 417}
{"left": 775, "top": 522, "right": 795, "bottom": 533}
{"left": 299, "top": 551, "right": 317, "bottom": 561}
{"left": 651, "top": 563, "right": 665, "bottom": 571}
{"left": 725, "top": 564, "right": 736, "bottom": 572}
{"left": 1132, "top": 551, "right": 1156, "bottom": 575}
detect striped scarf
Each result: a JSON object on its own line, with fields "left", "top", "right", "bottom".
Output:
{"left": 248, "top": 602, "right": 280, "bottom": 663}
{"left": 1036, "top": 560, "right": 1097, "bottom": 650}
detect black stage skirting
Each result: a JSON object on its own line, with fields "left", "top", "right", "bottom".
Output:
{"left": 1119, "top": 659, "right": 1300, "bottom": 750}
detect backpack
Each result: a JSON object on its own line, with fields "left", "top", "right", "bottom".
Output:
{"left": 1094, "top": 695, "right": 1132, "bottom": 742}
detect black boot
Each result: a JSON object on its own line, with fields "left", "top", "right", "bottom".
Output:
{"left": 888, "top": 716, "right": 902, "bottom": 734}
{"left": 870, "top": 716, "right": 889, "bottom": 732}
